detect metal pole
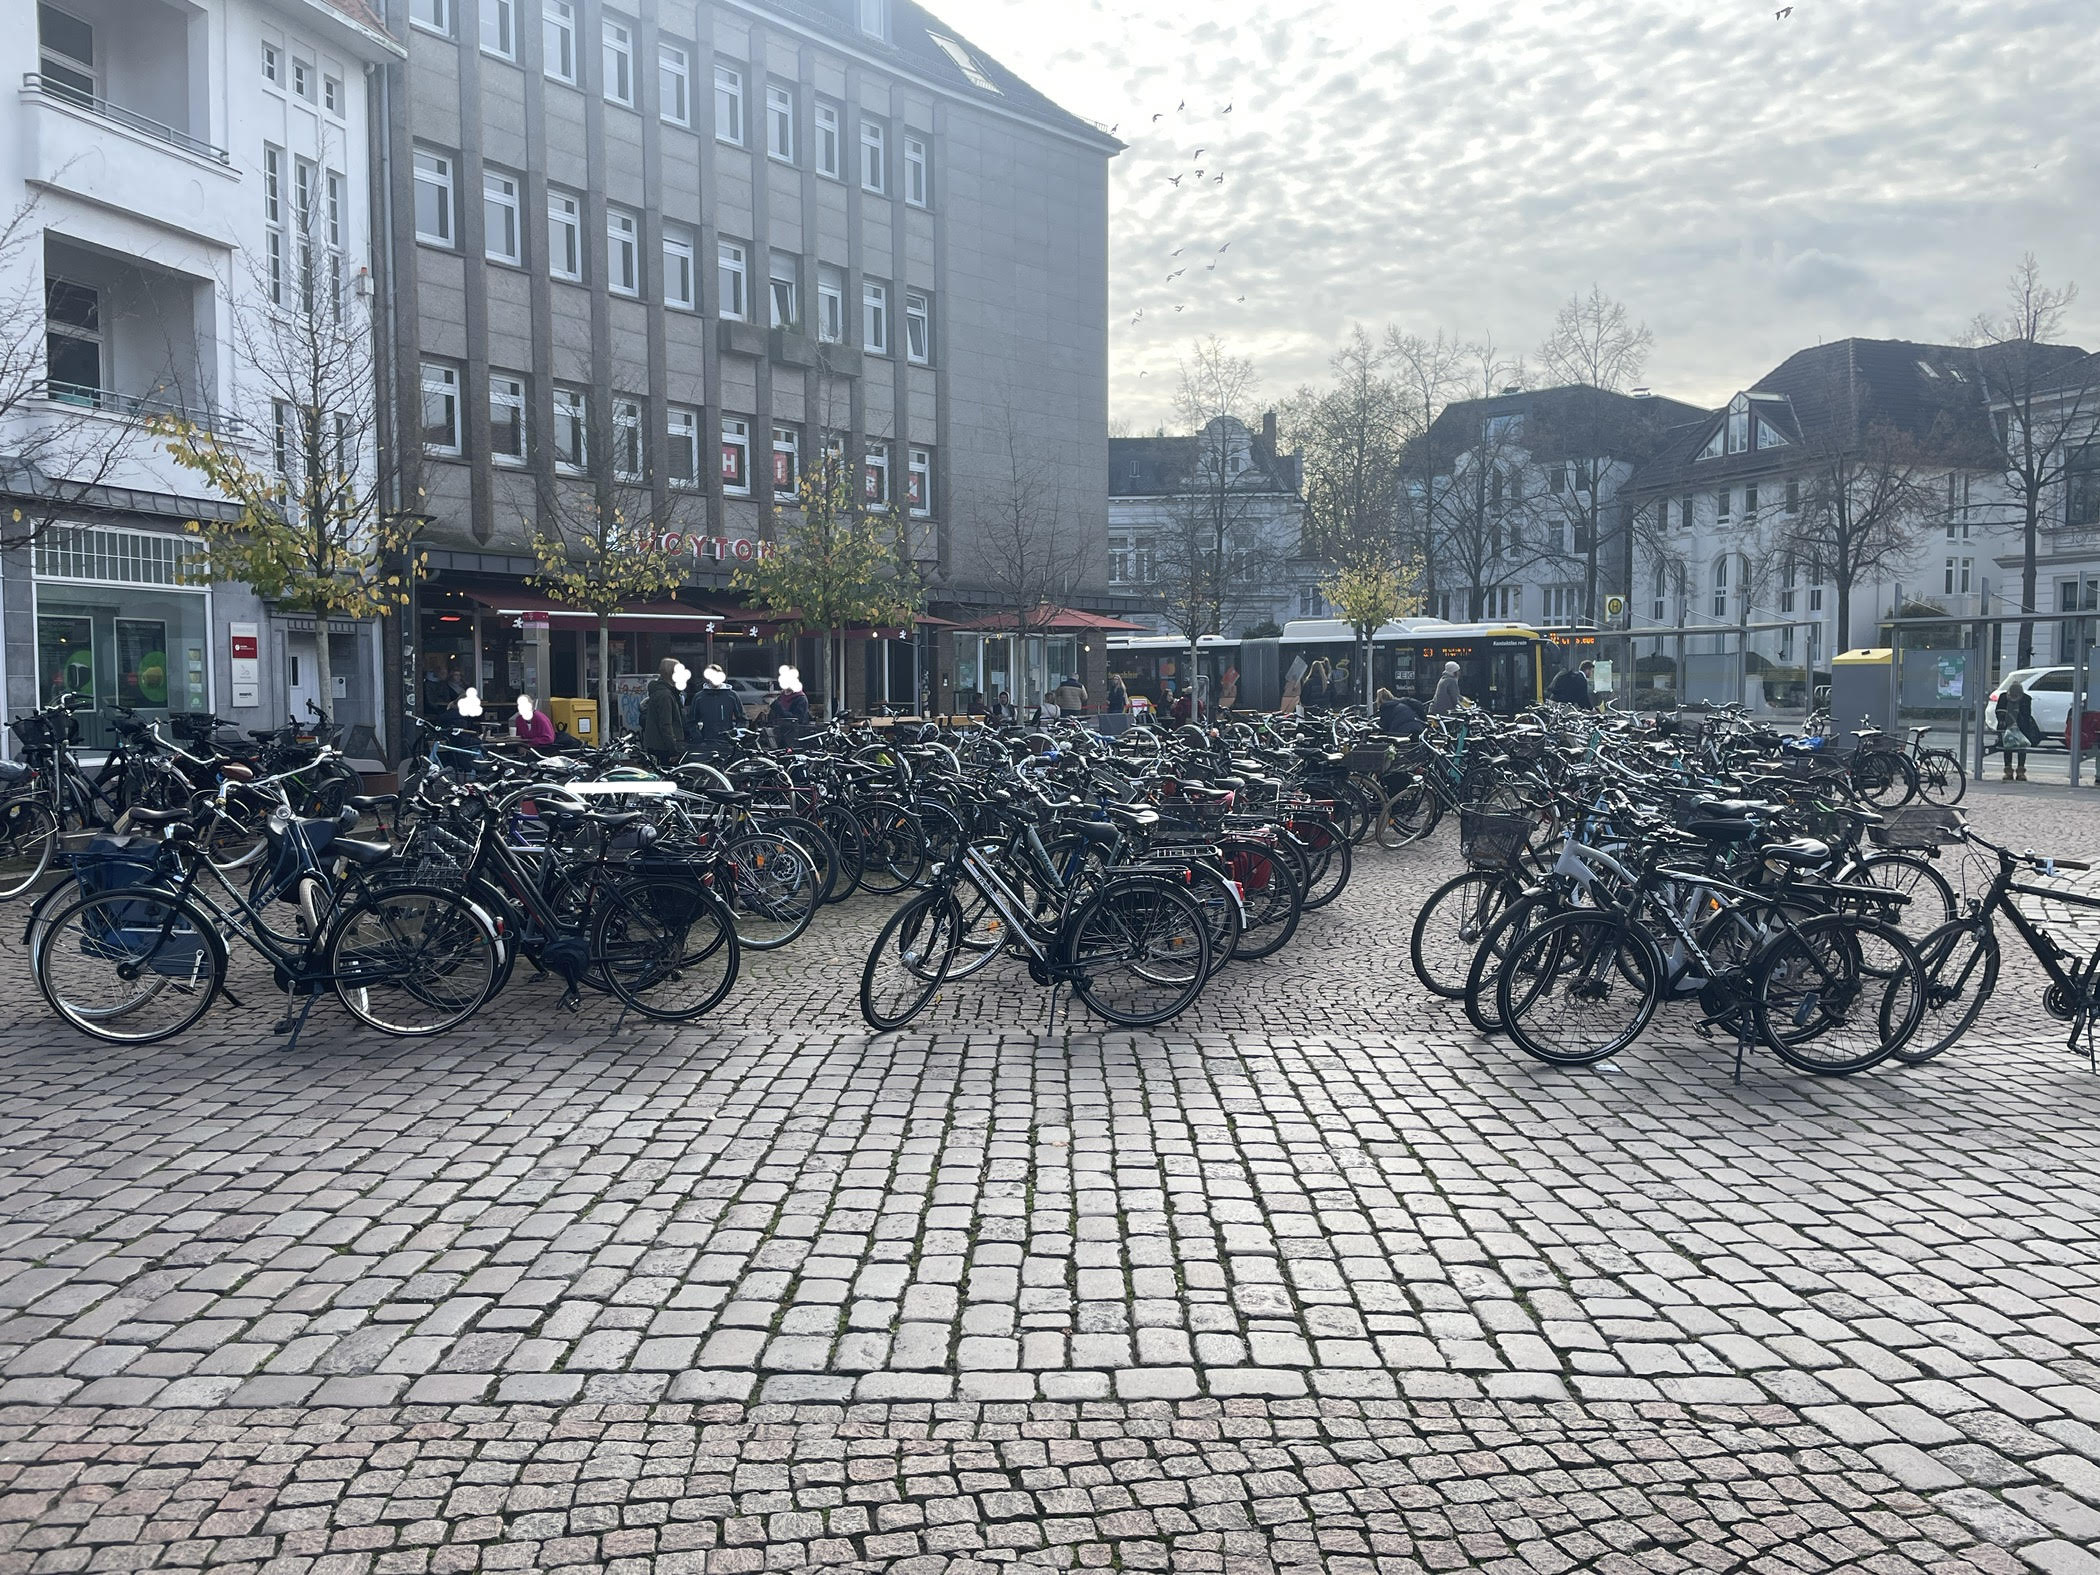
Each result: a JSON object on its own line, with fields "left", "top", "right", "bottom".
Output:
{"left": 1970, "top": 618, "right": 1986, "bottom": 781}
{"left": 2074, "top": 619, "right": 2092, "bottom": 790}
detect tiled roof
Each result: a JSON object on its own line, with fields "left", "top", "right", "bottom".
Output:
{"left": 1108, "top": 431, "right": 1302, "bottom": 498}
{"left": 320, "top": 0, "right": 391, "bottom": 33}
{"left": 1427, "top": 385, "right": 1708, "bottom": 469}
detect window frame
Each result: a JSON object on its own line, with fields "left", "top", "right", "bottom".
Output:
{"left": 44, "top": 276, "right": 103, "bottom": 399}
{"left": 714, "top": 62, "right": 745, "bottom": 145}
{"left": 658, "top": 40, "right": 690, "bottom": 125}
{"left": 814, "top": 101, "right": 842, "bottom": 179}
{"left": 860, "top": 118, "right": 886, "bottom": 194}
{"left": 421, "top": 361, "right": 463, "bottom": 457}
{"left": 904, "top": 289, "right": 930, "bottom": 364}
{"left": 769, "top": 253, "right": 799, "bottom": 331}
{"left": 483, "top": 168, "right": 522, "bottom": 265}
{"left": 410, "top": 0, "right": 453, "bottom": 38}
{"left": 772, "top": 424, "right": 801, "bottom": 500}
{"left": 718, "top": 239, "right": 748, "bottom": 321}
{"left": 261, "top": 40, "right": 281, "bottom": 86}
{"left": 543, "top": 0, "right": 577, "bottom": 84}
{"left": 263, "top": 145, "right": 286, "bottom": 307}
{"left": 412, "top": 147, "right": 455, "bottom": 249}
{"left": 766, "top": 82, "right": 796, "bottom": 164}
{"left": 817, "top": 267, "right": 845, "bottom": 343}
{"left": 721, "top": 417, "right": 752, "bottom": 495}
{"left": 612, "top": 395, "right": 645, "bottom": 482}
{"left": 663, "top": 227, "right": 696, "bottom": 311}
{"left": 547, "top": 189, "right": 583, "bottom": 281}
{"left": 489, "top": 371, "right": 528, "bottom": 465}
{"left": 864, "top": 441, "right": 891, "bottom": 508}
{"left": 601, "top": 15, "right": 634, "bottom": 106}
{"left": 552, "top": 384, "right": 589, "bottom": 474}
{"left": 903, "top": 133, "right": 928, "bottom": 207}
{"left": 908, "top": 446, "right": 932, "bottom": 518}
{"left": 858, "top": 0, "right": 888, "bottom": 41}
{"left": 480, "top": 0, "right": 515, "bottom": 59}
{"left": 606, "top": 205, "right": 640, "bottom": 296}
{"left": 862, "top": 278, "right": 889, "bottom": 355}
{"left": 667, "top": 405, "right": 700, "bottom": 488}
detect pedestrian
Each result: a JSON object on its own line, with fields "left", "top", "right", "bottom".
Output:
{"left": 1376, "top": 686, "right": 1425, "bottom": 737}
{"left": 1549, "top": 660, "right": 1597, "bottom": 710}
{"left": 642, "top": 658, "right": 689, "bottom": 765}
{"left": 421, "top": 661, "right": 461, "bottom": 720}
{"left": 1170, "top": 687, "right": 1192, "bottom": 723}
{"left": 686, "top": 663, "right": 742, "bottom": 752}
{"left": 767, "top": 665, "right": 812, "bottom": 744}
{"left": 1301, "top": 660, "right": 1329, "bottom": 711}
{"left": 512, "top": 692, "right": 557, "bottom": 747}
{"left": 1105, "top": 672, "right": 1128, "bottom": 714}
{"left": 1429, "top": 660, "right": 1463, "bottom": 715}
{"left": 1219, "top": 664, "right": 1240, "bottom": 710}
{"left": 1057, "top": 674, "right": 1088, "bottom": 712}
{"left": 1996, "top": 678, "right": 2039, "bottom": 782}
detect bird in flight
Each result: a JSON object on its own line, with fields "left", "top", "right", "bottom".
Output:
{"left": 1213, "top": 174, "right": 1224, "bottom": 184}
{"left": 1217, "top": 242, "right": 1231, "bottom": 253}
{"left": 1236, "top": 295, "right": 1246, "bottom": 303}
{"left": 1194, "top": 147, "right": 1206, "bottom": 159}
{"left": 1178, "top": 99, "right": 1186, "bottom": 111}
{"left": 1775, "top": 4, "right": 1791, "bottom": 13}
{"left": 1167, "top": 269, "right": 1186, "bottom": 280}
{"left": 1174, "top": 304, "right": 1186, "bottom": 312}
{"left": 1194, "top": 169, "right": 1205, "bottom": 179}
{"left": 1206, "top": 262, "right": 1217, "bottom": 271}
{"left": 1167, "top": 175, "right": 1183, "bottom": 187}
{"left": 1171, "top": 247, "right": 1183, "bottom": 257}
{"left": 1223, "top": 102, "right": 1233, "bottom": 113}
{"left": 1139, "top": 370, "right": 1148, "bottom": 378}
{"left": 1151, "top": 112, "right": 1163, "bottom": 123}
{"left": 1109, "top": 122, "right": 1120, "bottom": 134}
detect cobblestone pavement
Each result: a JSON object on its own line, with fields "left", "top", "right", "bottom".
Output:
{"left": 3, "top": 786, "right": 2099, "bottom": 1573}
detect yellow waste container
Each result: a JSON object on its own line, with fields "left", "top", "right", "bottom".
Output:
{"left": 548, "top": 697, "right": 599, "bottom": 741}
{"left": 1830, "top": 649, "right": 1894, "bottom": 735}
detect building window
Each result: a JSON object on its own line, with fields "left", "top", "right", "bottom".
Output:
{"left": 481, "top": 0, "right": 514, "bottom": 58}
{"left": 262, "top": 146, "right": 285, "bottom": 306}
{"left": 767, "top": 83, "right": 795, "bottom": 162}
{"left": 292, "top": 157, "right": 320, "bottom": 312}
{"left": 904, "top": 134, "right": 928, "bottom": 206}
{"left": 1716, "top": 487, "right": 1730, "bottom": 522}
{"left": 814, "top": 102, "right": 841, "bottom": 178}
{"left": 1108, "top": 534, "right": 1131, "bottom": 585}
{"left": 412, "top": 148, "right": 454, "bottom": 247}
{"left": 324, "top": 169, "right": 345, "bottom": 315}
{"left": 658, "top": 40, "right": 690, "bottom": 124}
{"left": 1680, "top": 493, "right": 1693, "bottom": 531}
{"left": 1779, "top": 558, "right": 1797, "bottom": 614}
{"left": 543, "top": 0, "right": 575, "bottom": 83}
{"left": 858, "top": 0, "right": 888, "bottom": 40}
{"left": 1652, "top": 563, "right": 1668, "bottom": 623}
{"left": 905, "top": 290, "right": 930, "bottom": 364}
{"left": 1727, "top": 399, "right": 1749, "bottom": 455}
{"left": 553, "top": 386, "right": 588, "bottom": 472}
{"left": 1808, "top": 559, "right": 1824, "bottom": 613}
{"left": 483, "top": 169, "right": 522, "bottom": 265}
{"left": 817, "top": 267, "right": 845, "bottom": 343}
{"left": 667, "top": 406, "right": 699, "bottom": 487}
{"left": 1712, "top": 556, "right": 1729, "bottom": 619}
{"left": 411, "top": 0, "right": 452, "bottom": 36}
{"left": 2068, "top": 448, "right": 2100, "bottom": 529}
{"left": 44, "top": 278, "right": 101, "bottom": 399}
{"left": 261, "top": 40, "right": 280, "bottom": 85}
{"left": 602, "top": 17, "right": 634, "bottom": 105}
{"left": 863, "top": 279, "right": 888, "bottom": 354}
{"left": 1945, "top": 556, "right": 1973, "bottom": 596}
{"left": 421, "top": 362, "right": 461, "bottom": 455}
{"left": 547, "top": 190, "right": 582, "bottom": 280}
{"left": 1743, "top": 484, "right": 1759, "bottom": 519}
{"left": 928, "top": 32, "right": 999, "bottom": 93}
{"left": 864, "top": 442, "right": 891, "bottom": 507}
{"left": 860, "top": 119, "right": 885, "bottom": 193}
{"left": 721, "top": 418, "right": 750, "bottom": 494}
{"left": 323, "top": 74, "right": 343, "bottom": 115}
{"left": 718, "top": 240, "right": 747, "bottom": 320}
{"left": 490, "top": 373, "right": 527, "bottom": 464}
{"left": 1785, "top": 478, "right": 1800, "bottom": 515}
{"left": 663, "top": 228, "right": 696, "bottom": 310}
{"left": 714, "top": 63, "right": 744, "bottom": 143}
{"left": 908, "top": 447, "right": 931, "bottom": 517}
{"left": 291, "top": 54, "right": 315, "bottom": 100}
{"left": 1541, "top": 585, "right": 1574, "bottom": 624}
{"left": 768, "top": 254, "right": 798, "bottom": 330}
{"left": 607, "top": 207, "right": 639, "bottom": 294}
{"left": 612, "top": 396, "right": 644, "bottom": 480}
{"left": 772, "top": 425, "right": 800, "bottom": 498}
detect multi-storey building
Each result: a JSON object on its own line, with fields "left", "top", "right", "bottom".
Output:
{"left": 1, "top": 0, "right": 399, "bottom": 753}
{"left": 1107, "top": 412, "right": 1308, "bottom": 638}
{"left": 377, "top": 0, "right": 1116, "bottom": 728}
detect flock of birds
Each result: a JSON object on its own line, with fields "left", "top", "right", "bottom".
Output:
{"left": 1115, "top": 99, "right": 1246, "bottom": 376}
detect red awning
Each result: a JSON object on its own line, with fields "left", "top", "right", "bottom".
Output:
{"left": 953, "top": 605, "right": 1148, "bottom": 633}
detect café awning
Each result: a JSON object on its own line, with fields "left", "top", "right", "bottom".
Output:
{"left": 953, "top": 605, "right": 1148, "bottom": 633}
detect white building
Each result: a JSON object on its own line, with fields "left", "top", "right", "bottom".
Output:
{"left": 1, "top": 0, "right": 399, "bottom": 753}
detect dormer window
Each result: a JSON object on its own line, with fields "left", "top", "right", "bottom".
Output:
{"left": 858, "top": 0, "right": 887, "bottom": 41}
{"left": 1726, "top": 394, "right": 1750, "bottom": 455}
{"left": 1754, "top": 418, "right": 1790, "bottom": 450}
{"left": 1916, "top": 359, "right": 1940, "bottom": 379}
{"left": 929, "top": 33, "right": 1000, "bottom": 94}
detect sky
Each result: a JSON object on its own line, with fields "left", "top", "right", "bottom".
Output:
{"left": 936, "top": 0, "right": 2100, "bottom": 428}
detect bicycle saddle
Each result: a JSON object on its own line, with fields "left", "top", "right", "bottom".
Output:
{"left": 1683, "top": 818, "right": 1760, "bottom": 843}
{"left": 1762, "top": 837, "right": 1831, "bottom": 867}
{"left": 347, "top": 794, "right": 398, "bottom": 812}
{"left": 330, "top": 838, "right": 395, "bottom": 867}
{"left": 0, "top": 760, "right": 27, "bottom": 784}
{"left": 129, "top": 806, "right": 191, "bottom": 829}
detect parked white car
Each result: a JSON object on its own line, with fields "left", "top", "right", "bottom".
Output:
{"left": 724, "top": 676, "right": 780, "bottom": 721}
{"left": 1985, "top": 666, "right": 2077, "bottom": 746}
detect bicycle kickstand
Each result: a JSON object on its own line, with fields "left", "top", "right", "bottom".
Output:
{"left": 273, "top": 989, "right": 318, "bottom": 1050}
{"left": 1732, "top": 1022, "right": 1751, "bottom": 1086}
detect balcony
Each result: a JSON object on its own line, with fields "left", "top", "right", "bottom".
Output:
{"left": 38, "top": 235, "right": 224, "bottom": 435}
{"left": 20, "top": 73, "right": 227, "bottom": 165}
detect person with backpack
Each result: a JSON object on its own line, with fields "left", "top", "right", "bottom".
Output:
{"left": 768, "top": 666, "right": 812, "bottom": 744}
{"left": 687, "top": 664, "right": 743, "bottom": 753}
{"left": 1429, "top": 661, "right": 1463, "bottom": 715}
{"left": 641, "top": 659, "right": 689, "bottom": 766}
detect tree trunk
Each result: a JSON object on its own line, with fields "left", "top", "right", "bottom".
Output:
{"left": 1189, "top": 634, "right": 1201, "bottom": 724}
{"left": 820, "top": 630, "right": 834, "bottom": 721}
{"left": 1835, "top": 582, "right": 1851, "bottom": 654}
{"left": 311, "top": 616, "right": 334, "bottom": 730}
{"left": 597, "top": 616, "right": 613, "bottom": 737}
{"left": 2019, "top": 501, "right": 2039, "bottom": 669}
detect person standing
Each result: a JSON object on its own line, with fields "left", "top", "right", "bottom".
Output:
{"left": 1219, "top": 664, "right": 1240, "bottom": 711}
{"left": 768, "top": 666, "right": 813, "bottom": 744}
{"left": 1549, "top": 660, "right": 1597, "bottom": 710}
{"left": 1429, "top": 661, "right": 1463, "bottom": 715}
{"left": 1996, "top": 678, "right": 2039, "bottom": 782}
{"left": 642, "top": 659, "right": 689, "bottom": 765}
{"left": 1105, "top": 672, "right": 1128, "bottom": 714}
{"left": 687, "top": 664, "right": 742, "bottom": 753}
{"left": 1301, "top": 660, "right": 1329, "bottom": 712}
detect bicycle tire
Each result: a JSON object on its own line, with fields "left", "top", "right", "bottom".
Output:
{"left": 1899, "top": 919, "right": 1998, "bottom": 1065}
{"left": 1065, "top": 875, "right": 1210, "bottom": 1027}
{"left": 1913, "top": 749, "right": 1966, "bottom": 807}
{"left": 1288, "top": 817, "right": 1352, "bottom": 910}
{"left": 1412, "top": 870, "right": 1519, "bottom": 999}
{"left": 721, "top": 831, "right": 819, "bottom": 949}
{"left": 854, "top": 799, "right": 927, "bottom": 894}
{"left": 593, "top": 875, "right": 740, "bottom": 1021}
{"left": 1497, "top": 910, "right": 1663, "bottom": 1066}
{"left": 327, "top": 883, "right": 501, "bottom": 1036}
{"left": 815, "top": 804, "right": 867, "bottom": 903}
{"left": 1850, "top": 853, "right": 1957, "bottom": 940}
{"left": 1851, "top": 750, "right": 1917, "bottom": 808}
{"left": 1378, "top": 781, "right": 1442, "bottom": 848}
{"left": 1223, "top": 838, "right": 1302, "bottom": 961}
{"left": 1463, "top": 892, "right": 1551, "bottom": 1036}
{"left": 1755, "top": 914, "right": 1923, "bottom": 1075}
{"left": 861, "top": 889, "right": 961, "bottom": 1030}
{"left": 0, "top": 797, "right": 59, "bottom": 901}
{"left": 33, "top": 887, "right": 223, "bottom": 1044}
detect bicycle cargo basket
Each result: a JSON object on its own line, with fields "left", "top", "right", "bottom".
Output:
{"left": 71, "top": 835, "right": 209, "bottom": 978}
{"left": 10, "top": 711, "right": 76, "bottom": 751}
{"left": 1503, "top": 733, "right": 1549, "bottom": 761}
{"left": 1869, "top": 805, "right": 1963, "bottom": 850}
{"left": 1458, "top": 809, "right": 1532, "bottom": 870}
{"left": 1343, "top": 744, "right": 1391, "bottom": 775}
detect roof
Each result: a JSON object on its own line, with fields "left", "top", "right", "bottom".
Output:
{"left": 739, "top": 0, "right": 1119, "bottom": 150}
{"left": 957, "top": 605, "right": 1148, "bottom": 632}
{"left": 271, "top": 0, "right": 403, "bottom": 60}
{"left": 1427, "top": 385, "right": 1709, "bottom": 469}
{"left": 1110, "top": 419, "right": 1303, "bottom": 497}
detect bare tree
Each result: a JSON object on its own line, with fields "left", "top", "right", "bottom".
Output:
{"left": 1525, "top": 392, "right": 1662, "bottom": 624}
{"left": 971, "top": 395, "right": 1095, "bottom": 640}
{"left": 1968, "top": 255, "right": 2095, "bottom": 666}
{"left": 0, "top": 192, "right": 158, "bottom": 550}
{"left": 1537, "top": 285, "right": 1654, "bottom": 393}
{"left": 1385, "top": 328, "right": 1472, "bottom": 611}
{"left": 1423, "top": 410, "right": 1550, "bottom": 621}
{"left": 1148, "top": 339, "right": 1277, "bottom": 720}
{"left": 1285, "top": 326, "right": 1407, "bottom": 575}
{"left": 1783, "top": 398, "right": 1938, "bottom": 651}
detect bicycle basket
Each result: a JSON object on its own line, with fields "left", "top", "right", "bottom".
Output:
{"left": 1458, "top": 810, "right": 1532, "bottom": 870}
{"left": 1869, "top": 805, "right": 1963, "bottom": 850}
{"left": 1343, "top": 744, "right": 1391, "bottom": 775}
{"left": 72, "top": 836, "right": 208, "bottom": 978}
{"left": 10, "top": 712, "right": 75, "bottom": 751}
{"left": 1503, "top": 734, "right": 1549, "bottom": 762}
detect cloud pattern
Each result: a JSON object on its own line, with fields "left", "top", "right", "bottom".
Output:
{"left": 943, "top": 0, "right": 2099, "bottom": 420}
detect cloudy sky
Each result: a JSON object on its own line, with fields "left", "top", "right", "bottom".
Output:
{"left": 941, "top": 0, "right": 2099, "bottom": 427}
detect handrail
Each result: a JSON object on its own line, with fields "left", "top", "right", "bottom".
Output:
{"left": 21, "top": 72, "right": 230, "bottom": 165}
{"left": 36, "top": 379, "right": 241, "bottom": 435}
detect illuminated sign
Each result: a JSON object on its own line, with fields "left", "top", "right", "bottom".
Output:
{"left": 647, "top": 533, "right": 776, "bottom": 563}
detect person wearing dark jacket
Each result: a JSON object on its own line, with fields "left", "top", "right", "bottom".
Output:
{"left": 687, "top": 664, "right": 743, "bottom": 750}
{"left": 1429, "top": 661, "right": 1463, "bottom": 715}
{"left": 1300, "top": 661, "right": 1329, "bottom": 712}
{"left": 1996, "top": 680, "right": 2040, "bottom": 782}
{"left": 1376, "top": 688, "right": 1425, "bottom": 737}
{"left": 767, "top": 666, "right": 812, "bottom": 743}
{"left": 641, "top": 658, "right": 689, "bottom": 764}
{"left": 1548, "top": 661, "right": 1596, "bottom": 710}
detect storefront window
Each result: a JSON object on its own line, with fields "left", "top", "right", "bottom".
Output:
{"left": 33, "top": 527, "right": 210, "bottom": 750}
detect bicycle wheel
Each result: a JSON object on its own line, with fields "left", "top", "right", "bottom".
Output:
{"left": 1411, "top": 870, "right": 1519, "bottom": 999}
{"left": 1065, "top": 876, "right": 1211, "bottom": 1027}
{"left": 860, "top": 889, "right": 962, "bottom": 1030}
{"left": 1497, "top": 911, "right": 1662, "bottom": 1066}
{"left": 1755, "top": 914, "right": 1923, "bottom": 1075}
{"left": 34, "top": 888, "right": 221, "bottom": 1044}
{"left": 816, "top": 804, "right": 867, "bottom": 903}
{"left": 1851, "top": 750, "right": 1916, "bottom": 808}
{"left": 855, "top": 800, "right": 927, "bottom": 895}
{"left": 327, "top": 884, "right": 500, "bottom": 1035}
{"left": 594, "top": 875, "right": 739, "bottom": 1021}
{"left": 1463, "top": 893, "right": 1551, "bottom": 1036}
{"left": 1183, "top": 865, "right": 1244, "bottom": 979}
{"left": 1222, "top": 839, "right": 1302, "bottom": 961}
{"left": 1288, "top": 817, "right": 1352, "bottom": 910}
{"left": 1914, "top": 750, "right": 1967, "bottom": 807}
{"left": 1898, "top": 919, "right": 1998, "bottom": 1065}
{"left": 1849, "top": 853, "right": 1957, "bottom": 941}
{"left": 0, "top": 797, "right": 59, "bottom": 900}
{"left": 770, "top": 816, "right": 840, "bottom": 907}
{"left": 722, "top": 831, "right": 819, "bottom": 949}
{"left": 1377, "top": 781, "right": 1442, "bottom": 849}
